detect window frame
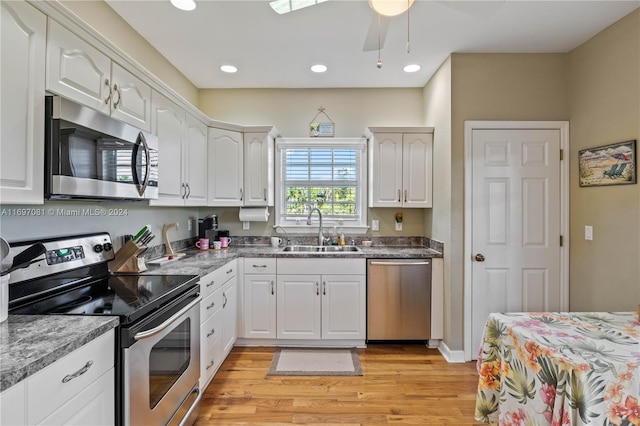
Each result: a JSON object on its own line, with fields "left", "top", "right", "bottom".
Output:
{"left": 275, "top": 138, "right": 368, "bottom": 234}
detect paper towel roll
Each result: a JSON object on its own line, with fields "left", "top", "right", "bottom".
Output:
{"left": 239, "top": 207, "right": 270, "bottom": 222}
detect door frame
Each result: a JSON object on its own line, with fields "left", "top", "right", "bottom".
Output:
{"left": 463, "top": 121, "right": 570, "bottom": 361}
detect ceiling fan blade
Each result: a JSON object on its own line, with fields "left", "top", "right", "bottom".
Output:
{"left": 363, "top": 13, "right": 390, "bottom": 52}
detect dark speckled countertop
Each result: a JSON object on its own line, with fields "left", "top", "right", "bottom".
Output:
{"left": 1, "top": 315, "right": 119, "bottom": 391}
{"left": 1, "top": 242, "right": 441, "bottom": 392}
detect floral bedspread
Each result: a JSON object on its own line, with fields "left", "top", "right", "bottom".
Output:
{"left": 475, "top": 312, "right": 640, "bottom": 425}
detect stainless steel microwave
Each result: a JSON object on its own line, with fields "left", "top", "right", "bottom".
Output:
{"left": 45, "top": 95, "right": 158, "bottom": 201}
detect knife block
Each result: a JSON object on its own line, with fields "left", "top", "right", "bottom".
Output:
{"left": 108, "top": 240, "right": 147, "bottom": 273}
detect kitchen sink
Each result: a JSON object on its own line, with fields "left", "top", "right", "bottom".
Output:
{"left": 281, "top": 245, "right": 361, "bottom": 253}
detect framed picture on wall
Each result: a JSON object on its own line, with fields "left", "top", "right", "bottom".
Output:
{"left": 579, "top": 140, "right": 637, "bottom": 187}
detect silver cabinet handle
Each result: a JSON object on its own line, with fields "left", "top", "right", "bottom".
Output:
{"left": 135, "top": 296, "right": 202, "bottom": 340}
{"left": 252, "top": 264, "right": 267, "bottom": 268}
{"left": 103, "top": 78, "right": 112, "bottom": 104}
{"left": 315, "top": 281, "right": 319, "bottom": 296}
{"left": 226, "top": 269, "right": 233, "bottom": 274}
{"left": 207, "top": 328, "right": 216, "bottom": 337}
{"left": 271, "top": 280, "right": 274, "bottom": 295}
{"left": 323, "top": 281, "right": 326, "bottom": 295}
{"left": 223, "top": 293, "right": 227, "bottom": 308}
{"left": 206, "top": 281, "right": 215, "bottom": 288}
{"left": 369, "top": 261, "right": 430, "bottom": 266}
{"left": 397, "top": 189, "right": 401, "bottom": 202}
{"left": 181, "top": 183, "right": 186, "bottom": 199}
{"left": 263, "top": 188, "right": 267, "bottom": 201}
{"left": 62, "top": 360, "right": 93, "bottom": 383}
{"left": 404, "top": 189, "right": 407, "bottom": 203}
{"left": 186, "top": 182, "right": 191, "bottom": 199}
{"left": 240, "top": 188, "right": 243, "bottom": 201}
{"left": 206, "top": 301, "right": 215, "bottom": 310}
{"left": 113, "top": 83, "right": 122, "bottom": 108}
{"left": 206, "top": 359, "right": 215, "bottom": 370}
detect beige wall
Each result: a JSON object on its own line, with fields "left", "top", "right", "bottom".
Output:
{"left": 568, "top": 9, "right": 640, "bottom": 311}
{"left": 422, "top": 57, "right": 453, "bottom": 346}
{"left": 199, "top": 88, "right": 427, "bottom": 236}
{"left": 61, "top": 0, "right": 199, "bottom": 105}
{"left": 422, "top": 53, "right": 570, "bottom": 350}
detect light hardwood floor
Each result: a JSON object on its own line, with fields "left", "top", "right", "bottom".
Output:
{"left": 196, "top": 345, "right": 484, "bottom": 425}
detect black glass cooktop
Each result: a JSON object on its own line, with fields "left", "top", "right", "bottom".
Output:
{"left": 10, "top": 274, "right": 199, "bottom": 324}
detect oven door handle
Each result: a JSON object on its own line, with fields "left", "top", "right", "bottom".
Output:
{"left": 134, "top": 295, "right": 202, "bottom": 341}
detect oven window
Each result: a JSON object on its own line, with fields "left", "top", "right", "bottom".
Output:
{"left": 148, "top": 318, "right": 191, "bottom": 408}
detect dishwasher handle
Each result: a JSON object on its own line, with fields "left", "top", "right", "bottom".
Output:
{"left": 369, "top": 261, "right": 430, "bottom": 266}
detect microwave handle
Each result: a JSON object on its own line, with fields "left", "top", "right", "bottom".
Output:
{"left": 133, "top": 132, "right": 151, "bottom": 197}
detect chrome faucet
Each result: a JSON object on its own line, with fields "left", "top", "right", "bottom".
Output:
{"left": 274, "top": 225, "right": 289, "bottom": 247}
{"left": 307, "top": 207, "right": 329, "bottom": 246}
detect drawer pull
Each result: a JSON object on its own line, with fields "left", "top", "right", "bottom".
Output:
{"left": 226, "top": 269, "right": 233, "bottom": 274}
{"left": 206, "top": 281, "right": 215, "bottom": 287}
{"left": 206, "top": 359, "right": 215, "bottom": 370}
{"left": 206, "top": 301, "right": 215, "bottom": 310}
{"left": 223, "top": 293, "right": 228, "bottom": 308}
{"left": 207, "top": 328, "right": 216, "bottom": 337}
{"left": 271, "top": 280, "right": 274, "bottom": 295}
{"left": 252, "top": 264, "right": 267, "bottom": 268}
{"left": 62, "top": 360, "right": 93, "bottom": 383}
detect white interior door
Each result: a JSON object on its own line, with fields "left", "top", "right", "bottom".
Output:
{"left": 469, "top": 127, "right": 564, "bottom": 358}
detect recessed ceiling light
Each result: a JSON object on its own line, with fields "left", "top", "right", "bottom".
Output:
{"left": 403, "top": 64, "right": 421, "bottom": 73}
{"left": 310, "top": 64, "right": 328, "bottom": 73}
{"left": 170, "top": 0, "right": 196, "bottom": 11}
{"left": 220, "top": 65, "right": 238, "bottom": 73}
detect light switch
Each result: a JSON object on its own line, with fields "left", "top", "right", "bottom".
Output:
{"left": 395, "top": 222, "right": 402, "bottom": 231}
{"left": 585, "top": 225, "right": 593, "bottom": 241}
{"left": 372, "top": 220, "right": 379, "bottom": 231}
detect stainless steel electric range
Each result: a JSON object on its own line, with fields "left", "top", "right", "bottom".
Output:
{"left": 7, "top": 232, "right": 202, "bottom": 426}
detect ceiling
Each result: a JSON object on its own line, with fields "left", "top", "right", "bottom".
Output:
{"left": 105, "top": 0, "right": 640, "bottom": 89}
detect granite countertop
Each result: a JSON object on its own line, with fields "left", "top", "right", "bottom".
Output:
{"left": 142, "top": 244, "right": 442, "bottom": 276}
{"left": 0, "top": 315, "right": 119, "bottom": 392}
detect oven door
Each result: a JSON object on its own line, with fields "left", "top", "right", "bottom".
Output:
{"left": 123, "top": 290, "right": 201, "bottom": 426}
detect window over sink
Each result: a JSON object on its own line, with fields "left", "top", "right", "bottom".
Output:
{"left": 275, "top": 138, "right": 368, "bottom": 234}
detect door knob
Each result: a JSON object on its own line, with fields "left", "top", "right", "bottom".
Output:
{"left": 475, "top": 253, "right": 485, "bottom": 262}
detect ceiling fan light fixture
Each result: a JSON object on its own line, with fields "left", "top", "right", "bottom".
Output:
{"left": 403, "top": 64, "right": 420, "bottom": 73}
{"left": 220, "top": 65, "right": 238, "bottom": 73}
{"left": 310, "top": 64, "right": 328, "bottom": 73}
{"left": 368, "top": 0, "right": 415, "bottom": 17}
{"left": 170, "top": 0, "right": 196, "bottom": 11}
{"left": 269, "top": 0, "right": 328, "bottom": 15}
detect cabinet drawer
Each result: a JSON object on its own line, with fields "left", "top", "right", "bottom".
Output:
{"left": 201, "top": 308, "right": 222, "bottom": 348}
{"left": 201, "top": 286, "right": 223, "bottom": 322}
{"left": 220, "top": 259, "right": 237, "bottom": 283}
{"left": 244, "top": 258, "right": 276, "bottom": 274}
{"left": 277, "top": 258, "right": 365, "bottom": 275}
{"left": 199, "top": 269, "right": 223, "bottom": 298}
{"left": 27, "top": 330, "right": 114, "bottom": 425}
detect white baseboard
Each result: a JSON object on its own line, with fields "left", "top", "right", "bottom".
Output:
{"left": 438, "top": 341, "right": 466, "bottom": 363}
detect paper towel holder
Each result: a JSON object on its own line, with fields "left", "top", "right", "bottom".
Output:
{"left": 239, "top": 207, "right": 270, "bottom": 230}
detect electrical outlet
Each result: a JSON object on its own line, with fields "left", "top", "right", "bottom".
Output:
{"left": 585, "top": 225, "right": 593, "bottom": 240}
{"left": 372, "top": 220, "right": 379, "bottom": 231}
{"left": 243, "top": 221, "right": 250, "bottom": 230}
{"left": 187, "top": 219, "right": 193, "bottom": 232}
{"left": 395, "top": 222, "right": 402, "bottom": 231}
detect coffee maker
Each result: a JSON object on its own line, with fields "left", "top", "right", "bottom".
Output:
{"left": 198, "top": 214, "right": 218, "bottom": 242}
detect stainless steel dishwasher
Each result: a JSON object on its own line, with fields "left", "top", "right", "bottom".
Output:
{"left": 367, "top": 259, "right": 432, "bottom": 341}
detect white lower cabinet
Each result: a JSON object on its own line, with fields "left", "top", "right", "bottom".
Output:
{"left": 198, "top": 259, "right": 237, "bottom": 391}
{"left": 243, "top": 258, "right": 277, "bottom": 339}
{"left": 275, "top": 259, "right": 366, "bottom": 341}
{"left": 1, "top": 330, "right": 115, "bottom": 426}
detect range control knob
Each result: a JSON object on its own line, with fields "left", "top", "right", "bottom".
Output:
{"left": 102, "top": 243, "right": 113, "bottom": 252}
{"left": 93, "top": 244, "right": 104, "bottom": 253}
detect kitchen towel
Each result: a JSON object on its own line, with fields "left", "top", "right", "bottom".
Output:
{"left": 239, "top": 207, "right": 269, "bottom": 222}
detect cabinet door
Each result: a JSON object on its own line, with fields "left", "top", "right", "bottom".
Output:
{"left": 368, "top": 133, "right": 403, "bottom": 207}
{"left": 0, "top": 381, "right": 25, "bottom": 426}
{"left": 402, "top": 133, "right": 433, "bottom": 208}
{"left": 150, "top": 92, "right": 186, "bottom": 205}
{"left": 277, "top": 275, "right": 321, "bottom": 339}
{"left": 243, "top": 132, "right": 273, "bottom": 206}
{"left": 244, "top": 274, "right": 277, "bottom": 338}
{"left": 0, "top": 0, "right": 46, "bottom": 204}
{"left": 200, "top": 308, "right": 222, "bottom": 390}
{"left": 321, "top": 275, "right": 366, "bottom": 339}
{"left": 221, "top": 277, "right": 237, "bottom": 356}
{"left": 110, "top": 62, "right": 151, "bottom": 132}
{"left": 46, "top": 20, "right": 111, "bottom": 115}
{"left": 184, "top": 115, "right": 208, "bottom": 206}
{"left": 208, "top": 128, "right": 244, "bottom": 206}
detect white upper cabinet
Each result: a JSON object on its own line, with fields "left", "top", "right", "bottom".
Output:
{"left": 150, "top": 92, "right": 207, "bottom": 206}
{"left": 368, "top": 128, "right": 433, "bottom": 208}
{"left": 0, "top": 0, "right": 46, "bottom": 204}
{"left": 243, "top": 131, "right": 274, "bottom": 206}
{"left": 46, "top": 20, "right": 151, "bottom": 132}
{"left": 208, "top": 127, "right": 244, "bottom": 206}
